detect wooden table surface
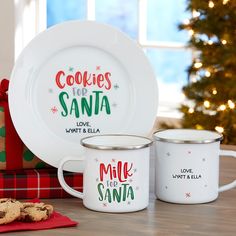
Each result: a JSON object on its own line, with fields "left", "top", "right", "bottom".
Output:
{"left": 6, "top": 145, "right": 236, "bottom": 236}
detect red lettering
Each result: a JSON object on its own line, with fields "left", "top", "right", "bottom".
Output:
{"left": 55, "top": 70, "right": 112, "bottom": 90}
{"left": 99, "top": 161, "right": 133, "bottom": 182}
{"left": 104, "top": 72, "right": 112, "bottom": 90}
{"left": 97, "top": 74, "right": 104, "bottom": 88}
{"left": 66, "top": 75, "right": 74, "bottom": 86}
{"left": 55, "top": 70, "right": 65, "bottom": 89}
{"left": 124, "top": 162, "right": 133, "bottom": 179}
{"left": 83, "top": 71, "right": 92, "bottom": 87}
{"left": 100, "top": 163, "right": 112, "bottom": 181}
{"left": 75, "top": 71, "right": 83, "bottom": 84}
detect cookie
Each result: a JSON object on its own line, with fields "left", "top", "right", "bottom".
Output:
{"left": 19, "top": 202, "right": 53, "bottom": 222}
{"left": 0, "top": 198, "right": 22, "bottom": 224}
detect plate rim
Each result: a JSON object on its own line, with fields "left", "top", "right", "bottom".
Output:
{"left": 9, "top": 20, "right": 158, "bottom": 171}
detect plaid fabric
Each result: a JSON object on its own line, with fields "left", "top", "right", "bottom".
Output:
{"left": 0, "top": 168, "right": 83, "bottom": 199}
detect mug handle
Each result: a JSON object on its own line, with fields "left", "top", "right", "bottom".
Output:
{"left": 57, "top": 156, "right": 84, "bottom": 199}
{"left": 218, "top": 150, "right": 236, "bottom": 192}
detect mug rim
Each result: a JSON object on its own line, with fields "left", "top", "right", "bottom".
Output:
{"left": 153, "top": 129, "right": 223, "bottom": 144}
{"left": 81, "top": 134, "right": 153, "bottom": 150}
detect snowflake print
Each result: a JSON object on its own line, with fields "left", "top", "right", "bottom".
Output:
{"left": 51, "top": 106, "right": 58, "bottom": 114}
{"left": 114, "top": 84, "right": 119, "bottom": 90}
{"left": 185, "top": 192, "right": 191, "bottom": 198}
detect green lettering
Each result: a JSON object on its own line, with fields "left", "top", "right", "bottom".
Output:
{"left": 59, "top": 92, "right": 69, "bottom": 117}
{"left": 81, "top": 96, "right": 92, "bottom": 116}
{"left": 70, "top": 98, "right": 80, "bottom": 118}
{"left": 112, "top": 188, "right": 121, "bottom": 203}
{"left": 104, "top": 189, "right": 112, "bottom": 203}
{"left": 101, "top": 96, "right": 111, "bottom": 114}
{"left": 121, "top": 184, "right": 129, "bottom": 201}
{"left": 127, "top": 186, "right": 135, "bottom": 200}
{"left": 93, "top": 91, "right": 103, "bottom": 114}
{"left": 97, "top": 183, "right": 104, "bottom": 201}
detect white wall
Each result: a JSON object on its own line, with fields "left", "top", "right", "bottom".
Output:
{"left": 0, "top": 0, "right": 14, "bottom": 79}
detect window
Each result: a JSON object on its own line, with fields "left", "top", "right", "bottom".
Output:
{"left": 16, "top": 0, "right": 191, "bottom": 118}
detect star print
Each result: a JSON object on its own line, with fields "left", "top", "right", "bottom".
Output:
{"left": 185, "top": 192, "right": 191, "bottom": 198}
{"left": 128, "top": 179, "right": 133, "bottom": 183}
{"left": 133, "top": 168, "right": 137, "bottom": 173}
{"left": 202, "top": 158, "right": 206, "bottom": 162}
{"left": 112, "top": 103, "right": 117, "bottom": 108}
{"left": 188, "top": 151, "right": 192, "bottom": 154}
{"left": 96, "top": 66, "right": 101, "bottom": 70}
{"left": 166, "top": 152, "right": 171, "bottom": 156}
{"left": 204, "top": 184, "right": 207, "bottom": 187}
{"left": 165, "top": 186, "right": 168, "bottom": 189}
{"left": 51, "top": 106, "right": 58, "bottom": 114}
{"left": 127, "top": 201, "right": 131, "bottom": 205}
{"left": 103, "top": 203, "right": 107, "bottom": 207}
{"left": 114, "top": 84, "right": 119, "bottom": 90}
{"left": 69, "top": 67, "right": 74, "bottom": 72}
{"left": 48, "top": 88, "right": 53, "bottom": 93}
{"left": 135, "top": 186, "right": 139, "bottom": 191}
{"left": 94, "top": 158, "right": 99, "bottom": 162}
{"left": 112, "top": 158, "right": 116, "bottom": 162}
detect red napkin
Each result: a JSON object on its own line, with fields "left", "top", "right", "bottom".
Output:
{"left": 0, "top": 199, "right": 78, "bottom": 233}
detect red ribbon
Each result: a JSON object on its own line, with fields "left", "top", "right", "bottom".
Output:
{"left": 0, "top": 79, "right": 23, "bottom": 170}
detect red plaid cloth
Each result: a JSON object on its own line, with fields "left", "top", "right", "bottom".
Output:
{"left": 0, "top": 168, "right": 83, "bottom": 198}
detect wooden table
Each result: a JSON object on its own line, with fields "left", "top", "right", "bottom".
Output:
{"left": 7, "top": 145, "right": 236, "bottom": 236}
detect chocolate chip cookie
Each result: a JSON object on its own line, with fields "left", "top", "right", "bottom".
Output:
{"left": 0, "top": 198, "right": 23, "bottom": 224}
{"left": 19, "top": 202, "right": 53, "bottom": 222}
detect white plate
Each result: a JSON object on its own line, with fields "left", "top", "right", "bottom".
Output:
{"left": 9, "top": 21, "right": 158, "bottom": 172}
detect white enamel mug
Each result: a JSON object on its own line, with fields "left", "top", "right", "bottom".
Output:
{"left": 154, "top": 129, "right": 236, "bottom": 204}
{"left": 58, "top": 134, "right": 152, "bottom": 212}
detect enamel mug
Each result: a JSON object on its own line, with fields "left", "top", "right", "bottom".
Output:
{"left": 154, "top": 129, "right": 236, "bottom": 204}
{"left": 58, "top": 134, "right": 152, "bottom": 212}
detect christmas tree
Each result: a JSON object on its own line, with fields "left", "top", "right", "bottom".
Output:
{"left": 179, "top": 0, "right": 236, "bottom": 144}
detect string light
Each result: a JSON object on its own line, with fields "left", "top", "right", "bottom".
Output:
{"left": 192, "top": 10, "right": 200, "bottom": 18}
{"left": 223, "top": 0, "right": 230, "bottom": 5}
{"left": 191, "top": 77, "right": 197, "bottom": 83}
{"left": 205, "top": 71, "right": 211, "bottom": 77}
{"left": 209, "top": 1, "right": 215, "bottom": 8}
{"left": 208, "top": 40, "right": 213, "bottom": 45}
{"left": 194, "top": 62, "right": 203, "bottom": 69}
{"left": 195, "top": 124, "right": 204, "bottom": 130}
{"left": 228, "top": 100, "right": 235, "bottom": 109}
{"left": 183, "top": 19, "right": 190, "bottom": 25}
{"left": 204, "top": 100, "right": 210, "bottom": 108}
{"left": 188, "top": 29, "right": 194, "bottom": 36}
{"left": 212, "top": 89, "right": 217, "bottom": 95}
{"left": 219, "top": 104, "right": 226, "bottom": 111}
{"left": 215, "top": 126, "right": 224, "bottom": 133}
{"left": 221, "top": 39, "right": 227, "bottom": 45}
{"left": 188, "top": 108, "right": 194, "bottom": 114}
